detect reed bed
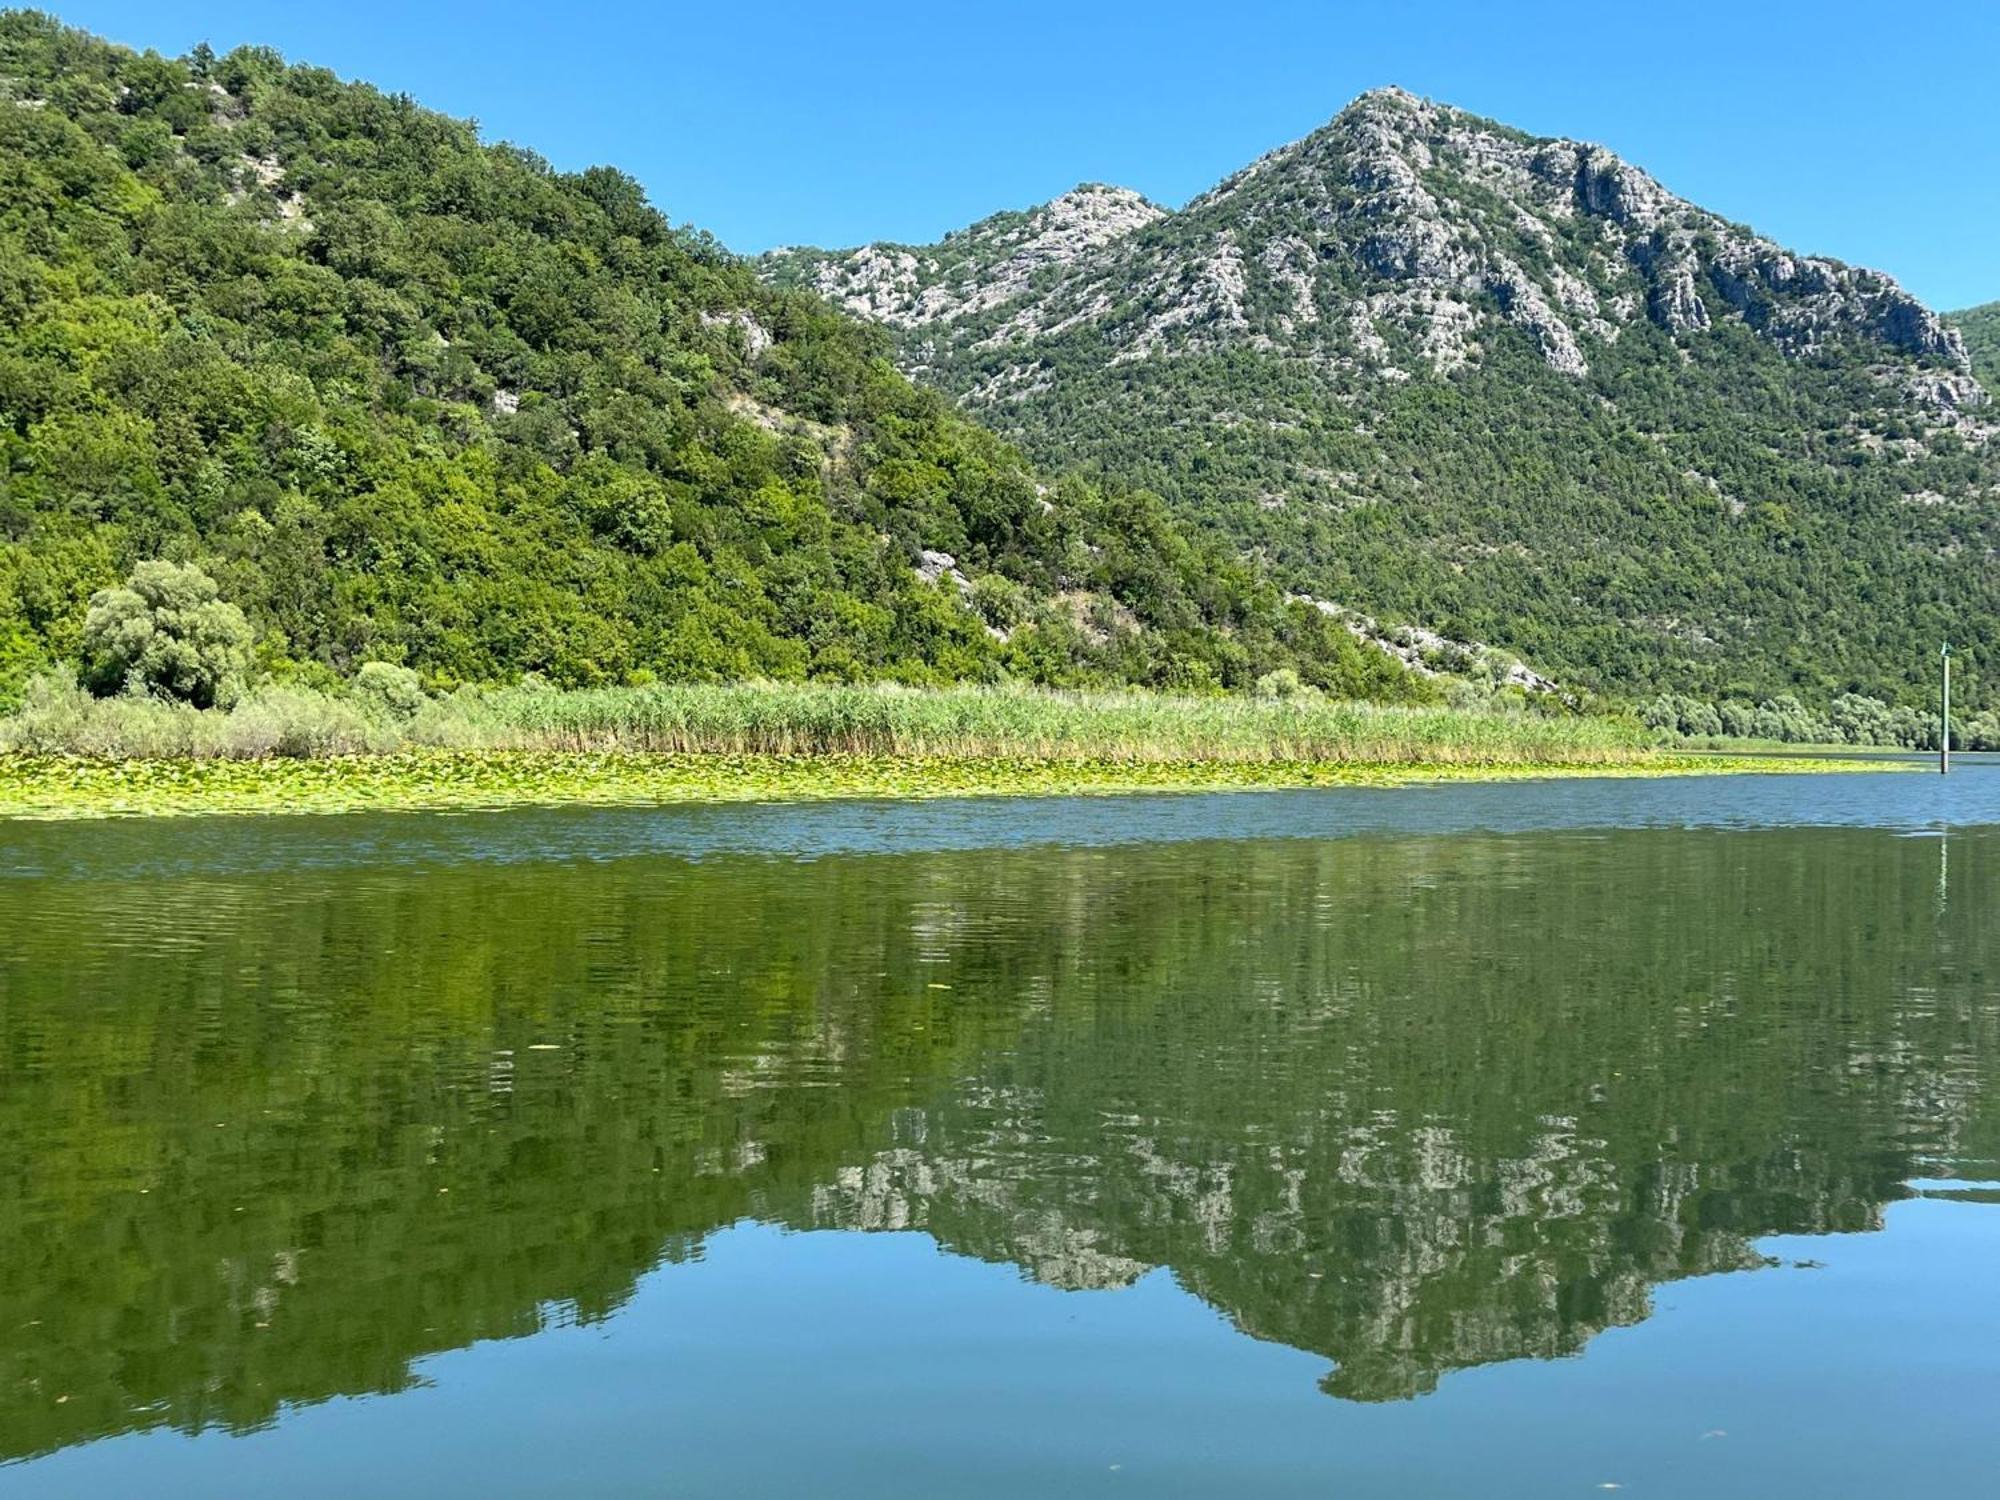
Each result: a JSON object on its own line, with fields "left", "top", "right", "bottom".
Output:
{"left": 1, "top": 677, "right": 1652, "bottom": 766}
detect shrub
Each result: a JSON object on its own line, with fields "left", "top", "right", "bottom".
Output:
{"left": 1254, "top": 667, "right": 1305, "bottom": 700}
{"left": 352, "top": 661, "right": 428, "bottom": 719}
{"left": 220, "top": 686, "right": 389, "bottom": 757}
{"left": 970, "top": 575, "right": 1029, "bottom": 631}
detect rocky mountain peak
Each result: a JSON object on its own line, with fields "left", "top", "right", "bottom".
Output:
{"left": 1184, "top": 89, "right": 1978, "bottom": 401}
{"left": 1016, "top": 182, "right": 1162, "bottom": 240}
{"left": 773, "top": 88, "right": 1979, "bottom": 418}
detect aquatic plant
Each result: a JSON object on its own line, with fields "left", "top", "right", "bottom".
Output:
{"left": 0, "top": 749, "right": 1866, "bottom": 821}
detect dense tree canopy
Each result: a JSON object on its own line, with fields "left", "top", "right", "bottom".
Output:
{"left": 0, "top": 12, "right": 1425, "bottom": 707}
{"left": 1955, "top": 300, "right": 2000, "bottom": 393}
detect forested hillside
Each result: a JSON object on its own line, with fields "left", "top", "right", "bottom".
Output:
{"left": 770, "top": 89, "right": 2000, "bottom": 713}
{"left": 0, "top": 12, "right": 1422, "bottom": 705}
{"left": 1956, "top": 301, "right": 2000, "bottom": 392}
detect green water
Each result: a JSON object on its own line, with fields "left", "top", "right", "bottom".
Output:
{"left": 3, "top": 773, "right": 1998, "bottom": 1496}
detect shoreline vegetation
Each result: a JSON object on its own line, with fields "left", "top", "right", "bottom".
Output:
{"left": 0, "top": 680, "right": 1894, "bottom": 820}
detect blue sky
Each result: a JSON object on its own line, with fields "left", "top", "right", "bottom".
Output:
{"left": 50, "top": 0, "right": 2000, "bottom": 310}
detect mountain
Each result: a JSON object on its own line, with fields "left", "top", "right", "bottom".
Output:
{"left": 765, "top": 89, "right": 2000, "bottom": 710}
{"left": 0, "top": 14, "right": 1422, "bottom": 705}
{"left": 1955, "top": 300, "right": 2000, "bottom": 391}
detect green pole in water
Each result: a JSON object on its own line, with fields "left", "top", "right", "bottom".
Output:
{"left": 1940, "top": 641, "right": 1951, "bottom": 775}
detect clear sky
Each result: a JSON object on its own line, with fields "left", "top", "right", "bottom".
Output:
{"left": 47, "top": 0, "right": 2000, "bottom": 310}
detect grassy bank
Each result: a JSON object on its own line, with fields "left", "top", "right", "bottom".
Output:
{"left": 0, "top": 680, "right": 1893, "bottom": 819}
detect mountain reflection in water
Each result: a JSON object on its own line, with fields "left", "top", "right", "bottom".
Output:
{"left": 2, "top": 811, "right": 1996, "bottom": 1468}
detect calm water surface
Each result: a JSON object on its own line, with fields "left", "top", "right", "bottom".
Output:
{"left": 4, "top": 769, "right": 1999, "bottom": 1497}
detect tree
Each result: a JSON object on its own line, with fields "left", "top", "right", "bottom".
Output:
{"left": 81, "top": 561, "right": 253, "bottom": 707}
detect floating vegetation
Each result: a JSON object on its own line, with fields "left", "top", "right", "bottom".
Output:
{"left": 0, "top": 750, "right": 1890, "bottom": 821}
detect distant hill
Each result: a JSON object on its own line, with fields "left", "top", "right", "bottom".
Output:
{"left": 1954, "top": 300, "right": 2000, "bottom": 392}
{"left": 0, "top": 13, "right": 1421, "bottom": 704}
{"left": 766, "top": 89, "right": 2000, "bottom": 710}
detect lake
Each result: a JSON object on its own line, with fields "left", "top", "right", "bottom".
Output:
{"left": 4, "top": 767, "right": 1998, "bottom": 1497}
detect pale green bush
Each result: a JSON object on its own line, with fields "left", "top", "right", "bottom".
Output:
{"left": 219, "top": 686, "right": 392, "bottom": 757}
{"left": 352, "top": 661, "right": 428, "bottom": 719}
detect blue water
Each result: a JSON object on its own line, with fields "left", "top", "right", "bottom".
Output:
{"left": 4, "top": 761, "right": 1997, "bottom": 880}
{"left": 3, "top": 767, "right": 1997, "bottom": 1497}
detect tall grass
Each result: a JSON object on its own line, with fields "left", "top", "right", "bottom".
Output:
{"left": 1, "top": 674, "right": 1651, "bottom": 766}
{"left": 462, "top": 681, "right": 1649, "bottom": 764}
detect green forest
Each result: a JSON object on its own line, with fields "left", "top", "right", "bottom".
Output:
{"left": 0, "top": 12, "right": 1422, "bottom": 709}
{"left": 975, "top": 331, "right": 1996, "bottom": 709}
{"left": 1956, "top": 300, "right": 2000, "bottom": 392}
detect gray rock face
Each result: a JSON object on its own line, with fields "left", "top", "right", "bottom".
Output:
{"left": 762, "top": 85, "right": 1980, "bottom": 410}
{"left": 698, "top": 308, "right": 773, "bottom": 359}
{"left": 1647, "top": 253, "right": 1712, "bottom": 334}
{"left": 764, "top": 184, "right": 1164, "bottom": 330}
